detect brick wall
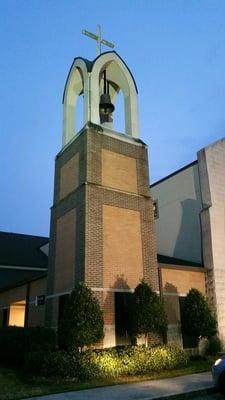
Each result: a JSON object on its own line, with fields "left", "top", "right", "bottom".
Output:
{"left": 59, "top": 153, "right": 79, "bottom": 200}
{"left": 102, "top": 149, "right": 138, "bottom": 193}
{"left": 161, "top": 265, "right": 206, "bottom": 295}
{"left": 103, "top": 205, "right": 143, "bottom": 289}
{"left": 0, "top": 277, "right": 47, "bottom": 328}
{"left": 27, "top": 277, "right": 47, "bottom": 327}
{"left": 160, "top": 264, "right": 206, "bottom": 346}
{"left": 54, "top": 209, "right": 76, "bottom": 292}
{"left": 46, "top": 127, "right": 159, "bottom": 344}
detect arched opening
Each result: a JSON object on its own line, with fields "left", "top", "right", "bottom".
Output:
{"left": 92, "top": 54, "right": 139, "bottom": 138}
{"left": 98, "top": 65, "right": 126, "bottom": 132}
{"left": 113, "top": 90, "right": 125, "bottom": 133}
{"left": 75, "top": 93, "right": 84, "bottom": 134}
{"left": 63, "top": 61, "right": 87, "bottom": 147}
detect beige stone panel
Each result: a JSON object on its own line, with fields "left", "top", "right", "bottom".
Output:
{"left": 54, "top": 209, "right": 76, "bottom": 292}
{"left": 102, "top": 149, "right": 138, "bottom": 193}
{"left": 59, "top": 153, "right": 79, "bottom": 200}
{"left": 103, "top": 205, "right": 143, "bottom": 288}
{"left": 27, "top": 277, "right": 47, "bottom": 327}
{"left": 161, "top": 266, "right": 206, "bottom": 295}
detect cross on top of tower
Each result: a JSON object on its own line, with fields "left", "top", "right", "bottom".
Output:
{"left": 82, "top": 25, "right": 114, "bottom": 56}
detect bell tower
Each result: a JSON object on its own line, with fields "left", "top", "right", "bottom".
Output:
{"left": 46, "top": 39, "right": 158, "bottom": 347}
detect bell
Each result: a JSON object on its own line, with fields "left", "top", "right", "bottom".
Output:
{"left": 99, "top": 93, "right": 115, "bottom": 115}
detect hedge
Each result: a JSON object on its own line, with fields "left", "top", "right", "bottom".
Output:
{"left": 79, "top": 346, "right": 189, "bottom": 379}
{"left": 24, "top": 345, "right": 189, "bottom": 380}
{"left": 0, "top": 327, "right": 57, "bottom": 367}
{"left": 25, "top": 350, "right": 78, "bottom": 378}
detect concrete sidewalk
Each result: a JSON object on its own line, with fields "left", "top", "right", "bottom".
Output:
{"left": 24, "top": 371, "right": 213, "bottom": 400}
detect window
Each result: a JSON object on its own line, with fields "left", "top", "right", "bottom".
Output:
{"left": 8, "top": 300, "right": 26, "bottom": 327}
{"left": 153, "top": 200, "right": 159, "bottom": 219}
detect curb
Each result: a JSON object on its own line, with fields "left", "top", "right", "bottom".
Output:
{"left": 147, "top": 387, "right": 215, "bottom": 400}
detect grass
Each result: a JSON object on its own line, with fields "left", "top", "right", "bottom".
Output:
{"left": 0, "top": 357, "right": 216, "bottom": 400}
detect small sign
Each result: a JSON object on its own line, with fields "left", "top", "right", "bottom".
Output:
{"left": 35, "top": 295, "right": 46, "bottom": 306}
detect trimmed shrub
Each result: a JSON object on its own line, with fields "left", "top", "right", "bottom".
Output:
{"left": 0, "top": 327, "right": 57, "bottom": 367}
{"left": 205, "top": 336, "right": 222, "bottom": 355}
{"left": 181, "top": 289, "right": 217, "bottom": 344}
{"left": 24, "top": 345, "right": 189, "bottom": 380}
{"left": 78, "top": 345, "right": 189, "bottom": 379}
{"left": 58, "top": 282, "right": 104, "bottom": 351}
{"left": 127, "top": 281, "right": 167, "bottom": 346}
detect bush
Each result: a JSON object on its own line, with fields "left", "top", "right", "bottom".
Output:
{"left": 205, "top": 336, "right": 222, "bottom": 355}
{"left": 24, "top": 350, "right": 78, "bottom": 378}
{"left": 127, "top": 281, "right": 167, "bottom": 345}
{"left": 76, "top": 345, "right": 188, "bottom": 380}
{"left": 0, "top": 327, "right": 57, "bottom": 367}
{"left": 24, "top": 345, "right": 189, "bottom": 380}
{"left": 180, "top": 289, "right": 217, "bottom": 344}
{"left": 58, "top": 282, "right": 104, "bottom": 351}
{"left": 78, "top": 350, "right": 121, "bottom": 380}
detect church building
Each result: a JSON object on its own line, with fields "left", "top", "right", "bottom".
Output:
{"left": 152, "top": 137, "right": 225, "bottom": 344}
{"left": 0, "top": 46, "right": 210, "bottom": 348}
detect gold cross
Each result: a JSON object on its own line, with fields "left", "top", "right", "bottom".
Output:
{"left": 82, "top": 25, "right": 114, "bottom": 56}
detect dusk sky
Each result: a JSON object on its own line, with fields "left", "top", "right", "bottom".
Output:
{"left": 1, "top": 0, "right": 225, "bottom": 237}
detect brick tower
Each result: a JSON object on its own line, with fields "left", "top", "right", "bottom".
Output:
{"left": 45, "top": 51, "right": 159, "bottom": 347}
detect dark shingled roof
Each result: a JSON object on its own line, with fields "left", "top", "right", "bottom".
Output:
{"left": 0, "top": 232, "right": 48, "bottom": 268}
{"left": 157, "top": 254, "right": 203, "bottom": 268}
{"left": 0, "top": 269, "right": 47, "bottom": 291}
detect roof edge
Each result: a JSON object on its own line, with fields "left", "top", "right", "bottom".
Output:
{"left": 0, "top": 272, "right": 47, "bottom": 294}
{"left": 157, "top": 253, "right": 203, "bottom": 268}
{"left": 151, "top": 160, "right": 198, "bottom": 188}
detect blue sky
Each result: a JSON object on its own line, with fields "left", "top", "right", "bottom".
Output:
{"left": 1, "top": 0, "right": 225, "bottom": 236}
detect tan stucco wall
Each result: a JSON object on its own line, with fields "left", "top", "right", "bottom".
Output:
{"left": 54, "top": 209, "right": 76, "bottom": 292}
{"left": 101, "top": 149, "right": 138, "bottom": 193}
{"left": 151, "top": 163, "right": 202, "bottom": 263}
{"left": 103, "top": 205, "right": 143, "bottom": 289}
{"left": 59, "top": 153, "right": 79, "bottom": 200}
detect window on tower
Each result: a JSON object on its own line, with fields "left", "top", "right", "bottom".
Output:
{"left": 153, "top": 200, "right": 159, "bottom": 219}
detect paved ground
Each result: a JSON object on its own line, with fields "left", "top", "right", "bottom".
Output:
{"left": 24, "top": 371, "right": 213, "bottom": 400}
{"left": 192, "top": 395, "right": 223, "bottom": 399}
